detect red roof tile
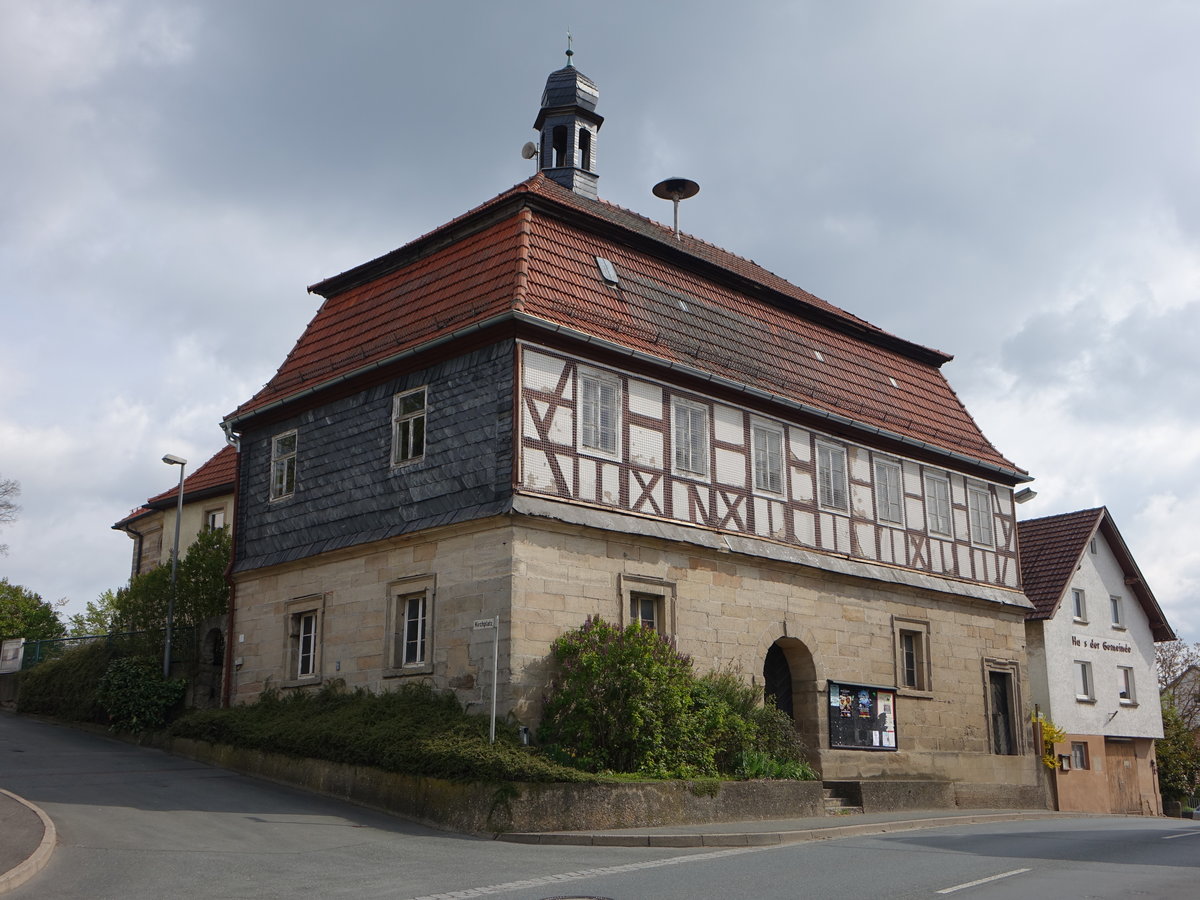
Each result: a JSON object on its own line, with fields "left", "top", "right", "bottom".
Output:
{"left": 145, "top": 445, "right": 237, "bottom": 507}
{"left": 226, "top": 175, "right": 1023, "bottom": 477}
{"left": 1018, "top": 507, "right": 1175, "bottom": 640}
{"left": 1017, "top": 508, "right": 1104, "bottom": 619}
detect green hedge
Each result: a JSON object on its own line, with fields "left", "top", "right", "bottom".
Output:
{"left": 169, "top": 681, "right": 599, "bottom": 784}
{"left": 17, "top": 641, "right": 116, "bottom": 722}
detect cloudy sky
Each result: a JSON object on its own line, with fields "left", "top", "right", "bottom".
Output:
{"left": 2, "top": 1, "right": 1197, "bottom": 642}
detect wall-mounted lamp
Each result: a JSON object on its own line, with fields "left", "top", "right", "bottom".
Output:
{"left": 1014, "top": 487, "right": 1038, "bottom": 504}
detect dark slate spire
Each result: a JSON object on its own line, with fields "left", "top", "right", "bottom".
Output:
{"left": 533, "top": 48, "right": 603, "bottom": 199}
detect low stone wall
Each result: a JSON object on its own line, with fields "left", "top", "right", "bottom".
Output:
{"left": 954, "top": 782, "right": 1049, "bottom": 810}
{"left": 164, "top": 736, "right": 824, "bottom": 833}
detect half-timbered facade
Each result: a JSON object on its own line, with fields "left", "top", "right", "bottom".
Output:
{"left": 223, "top": 59, "right": 1044, "bottom": 804}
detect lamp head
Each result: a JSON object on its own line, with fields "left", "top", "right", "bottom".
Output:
{"left": 162, "top": 454, "right": 187, "bottom": 467}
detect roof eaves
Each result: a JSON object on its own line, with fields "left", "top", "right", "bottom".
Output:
{"left": 224, "top": 310, "right": 518, "bottom": 429}
{"left": 514, "top": 312, "right": 1030, "bottom": 484}
{"left": 1096, "top": 509, "right": 1177, "bottom": 642}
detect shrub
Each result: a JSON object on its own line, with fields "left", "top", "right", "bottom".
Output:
{"left": 17, "top": 641, "right": 116, "bottom": 722}
{"left": 169, "top": 681, "right": 597, "bottom": 784}
{"left": 538, "top": 618, "right": 817, "bottom": 780}
{"left": 538, "top": 617, "right": 712, "bottom": 777}
{"left": 96, "top": 656, "right": 186, "bottom": 731}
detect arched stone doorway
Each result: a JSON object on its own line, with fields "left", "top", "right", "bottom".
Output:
{"left": 763, "top": 637, "right": 818, "bottom": 751}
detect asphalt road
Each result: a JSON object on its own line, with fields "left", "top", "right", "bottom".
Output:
{"left": 3, "top": 712, "right": 1198, "bottom": 899}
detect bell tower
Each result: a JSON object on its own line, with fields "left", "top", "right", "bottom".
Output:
{"left": 533, "top": 43, "right": 603, "bottom": 198}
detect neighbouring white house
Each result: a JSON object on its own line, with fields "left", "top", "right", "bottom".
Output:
{"left": 1019, "top": 507, "right": 1175, "bottom": 815}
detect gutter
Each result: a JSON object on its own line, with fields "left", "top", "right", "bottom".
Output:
{"left": 221, "top": 446, "right": 241, "bottom": 708}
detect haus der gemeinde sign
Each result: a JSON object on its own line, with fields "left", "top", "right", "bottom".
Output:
{"left": 1071, "top": 636, "right": 1132, "bottom": 653}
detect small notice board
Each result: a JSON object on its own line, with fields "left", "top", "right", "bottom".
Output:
{"left": 828, "top": 681, "right": 897, "bottom": 751}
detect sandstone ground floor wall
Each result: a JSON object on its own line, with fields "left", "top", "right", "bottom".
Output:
{"left": 231, "top": 511, "right": 1042, "bottom": 804}
{"left": 1052, "top": 734, "right": 1161, "bottom": 816}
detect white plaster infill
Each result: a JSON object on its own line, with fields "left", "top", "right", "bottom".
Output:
{"left": 511, "top": 495, "right": 1032, "bottom": 610}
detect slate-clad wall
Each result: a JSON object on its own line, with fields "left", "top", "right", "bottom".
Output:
{"left": 235, "top": 341, "right": 514, "bottom": 571}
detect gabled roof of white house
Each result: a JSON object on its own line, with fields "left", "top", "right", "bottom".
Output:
{"left": 1018, "top": 506, "right": 1175, "bottom": 641}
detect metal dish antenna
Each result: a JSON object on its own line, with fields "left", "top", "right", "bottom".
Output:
{"left": 652, "top": 177, "right": 700, "bottom": 240}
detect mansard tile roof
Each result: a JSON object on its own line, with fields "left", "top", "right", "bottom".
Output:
{"left": 226, "top": 175, "right": 1023, "bottom": 478}
{"left": 1017, "top": 506, "right": 1175, "bottom": 641}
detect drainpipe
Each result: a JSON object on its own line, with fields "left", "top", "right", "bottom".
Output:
{"left": 221, "top": 441, "right": 242, "bottom": 708}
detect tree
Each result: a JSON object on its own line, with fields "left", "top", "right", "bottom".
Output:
{"left": 66, "top": 590, "right": 122, "bottom": 637}
{"left": 1157, "top": 697, "right": 1200, "bottom": 802}
{"left": 0, "top": 475, "right": 19, "bottom": 556}
{"left": 1157, "top": 640, "right": 1200, "bottom": 730}
{"left": 0, "top": 578, "right": 65, "bottom": 642}
{"left": 111, "top": 526, "right": 231, "bottom": 632}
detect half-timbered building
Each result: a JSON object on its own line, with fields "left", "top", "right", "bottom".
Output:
{"left": 223, "top": 59, "right": 1042, "bottom": 803}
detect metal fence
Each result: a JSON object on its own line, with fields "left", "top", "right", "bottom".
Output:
{"left": 19, "top": 628, "right": 197, "bottom": 670}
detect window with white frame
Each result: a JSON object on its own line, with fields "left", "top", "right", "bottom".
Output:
{"left": 629, "top": 591, "right": 663, "bottom": 632}
{"left": 270, "top": 431, "right": 297, "bottom": 500}
{"left": 894, "top": 618, "right": 931, "bottom": 692}
{"left": 1110, "top": 595, "right": 1124, "bottom": 628}
{"left": 875, "top": 459, "right": 904, "bottom": 525}
{"left": 205, "top": 507, "right": 226, "bottom": 530}
{"left": 924, "top": 473, "right": 952, "bottom": 536}
{"left": 1074, "top": 660, "right": 1094, "bottom": 701}
{"left": 620, "top": 574, "right": 675, "bottom": 638}
{"left": 284, "top": 596, "right": 323, "bottom": 683}
{"left": 816, "top": 442, "right": 848, "bottom": 512}
{"left": 385, "top": 577, "right": 435, "bottom": 674}
{"left": 966, "top": 484, "right": 994, "bottom": 546}
{"left": 752, "top": 423, "right": 784, "bottom": 494}
{"left": 672, "top": 399, "right": 708, "bottom": 477}
{"left": 579, "top": 369, "right": 620, "bottom": 457}
{"left": 1071, "top": 741, "right": 1090, "bottom": 770}
{"left": 1118, "top": 666, "right": 1136, "bottom": 704}
{"left": 392, "top": 387, "right": 427, "bottom": 465}
{"left": 1072, "top": 589, "right": 1087, "bottom": 622}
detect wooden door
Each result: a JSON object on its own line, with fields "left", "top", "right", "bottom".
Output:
{"left": 1105, "top": 739, "right": 1140, "bottom": 814}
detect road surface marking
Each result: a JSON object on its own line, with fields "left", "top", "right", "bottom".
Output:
{"left": 406, "top": 844, "right": 779, "bottom": 900}
{"left": 1163, "top": 829, "right": 1200, "bottom": 840}
{"left": 937, "top": 868, "right": 1031, "bottom": 894}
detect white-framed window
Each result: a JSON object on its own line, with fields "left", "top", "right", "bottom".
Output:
{"left": 874, "top": 459, "right": 904, "bottom": 525}
{"left": 578, "top": 369, "right": 620, "bottom": 457}
{"left": 270, "top": 430, "right": 297, "bottom": 500}
{"left": 924, "top": 473, "right": 952, "bottom": 536}
{"left": 672, "top": 398, "right": 708, "bottom": 478}
{"left": 1072, "top": 588, "right": 1087, "bottom": 622}
{"left": 205, "top": 507, "right": 226, "bottom": 530}
{"left": 629, "top": 591, "right": 662, "bottom": 632}
{"left": 1071, "top": 741, "right": 1090, "bottom": 770}
{"left": 894, "top": 618, "right": 931, "bottom": 692}
{"left": 392, "top": 387, "right": 427, "bottom": 465}
{"left": 752, "top": 422, "right": 784, "bottom": 494}
{"left": 385, "top": 576, "right": 436, "bottom": 675}
{"left": 967, "top": 483, "right": 994, "bottom": 546}
{"left": 816, "top": 442, "right": 848, "bottom": 512}
{"left": 284, "top": 595, "right": 323, "bottom": 684}
{"left": 620, "top": 574, "right": 676, "bottom": 639}
{"left": 1118, "top": 666, "right": 1136, "bottom": 704}
{"left": 1074, "top": 660, "right": 1094, "bottom": 701}
{"left": 1090, "top": 537, "right": 1097, "bottom": 554}
{"left": 1110, "top": 595, "right": 1124, "bottom": 628}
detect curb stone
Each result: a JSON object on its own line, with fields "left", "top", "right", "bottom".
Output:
{"left": 0, "top": 790, "right": 56, "bottom": 895}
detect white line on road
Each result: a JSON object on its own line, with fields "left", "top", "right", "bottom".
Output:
{"left": 936, "top": 868, "right": 1031, "bottom": 894}
{"left": 1163, "top": 829, "right": 1200, "bottom": 840}
{"left": 405, "top": 844, "right": 779, "bottom": 900}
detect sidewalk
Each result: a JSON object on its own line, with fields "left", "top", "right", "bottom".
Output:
{"left": 498, "top": 807, "right": 1079, "bottom": 846}
{"left": 0, "top": 789, "right": 55, "bottom": 895}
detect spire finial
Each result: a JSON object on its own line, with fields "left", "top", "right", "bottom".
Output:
{"left": 565, "top": 30, "right": 574, "bottom": 66}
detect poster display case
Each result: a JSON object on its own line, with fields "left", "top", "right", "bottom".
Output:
{"left": 828, "top": 681, "right": 897, "bottom": 751}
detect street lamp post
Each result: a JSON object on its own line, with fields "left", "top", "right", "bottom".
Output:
{"left": 161, "top": 454, "right": 187, "bottom": 678}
